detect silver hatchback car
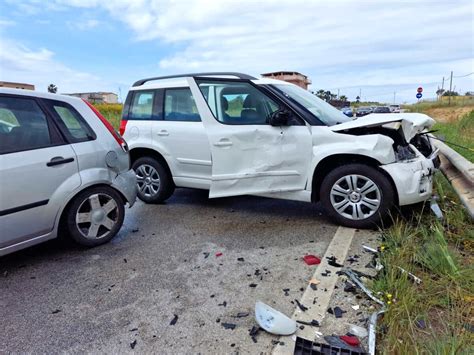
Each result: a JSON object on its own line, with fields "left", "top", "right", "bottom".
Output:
{"left": 0, "top": 89, "right": 137, "bottom": 256}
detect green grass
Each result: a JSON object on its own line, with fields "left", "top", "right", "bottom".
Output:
{"left": 433, "top": 110, "right": 474, "bottom": 162}
{"left": 374, "top": 173, "right": 474, "bottom": 354}
{"left": 404, "top": 96, "right": 474, "bottom": 112}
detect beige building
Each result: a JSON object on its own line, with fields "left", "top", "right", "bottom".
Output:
{"left": 0, "top": 81, "right": 35, "bottom": 90}
{"left": 65, "top": 92, "right": 118, "bottom": 104}
{"left": 261, "top": 71, "right": 311, "bottom": 90}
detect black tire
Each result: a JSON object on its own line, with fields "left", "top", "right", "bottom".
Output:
{"left": 320, "top": 164, "right": 395, "bottom": 229}
{"left": 66, "top": 186, "right": 125, "bottom": 247}
{"left": 132, "top": 156, "right": 175, "bottom": 203}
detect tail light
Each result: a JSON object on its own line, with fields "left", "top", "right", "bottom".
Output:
{"left": 82, "top": 99, "right": 128, "bottom": 152}
{"left": 119, "top": 119, "right": 128, "bottom": 136}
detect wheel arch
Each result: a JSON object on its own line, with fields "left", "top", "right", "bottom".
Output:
{"left": 311, "top": 154, "right": 398, "bottom": 205}
{"left": 129, "top": 147, "right": 173, "bottom": 179}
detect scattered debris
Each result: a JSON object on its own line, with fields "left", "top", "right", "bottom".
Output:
{"left": 369, "top": 309, "right": 386, "bottom": 355}
{"left": 218, "top": 301, "right": 227, "bottom": 307}
{"left": 131, "top": 228, "right": 139, "bottom": 233}
{"left": 415, "top": 319, "right": 427, "bottom": 329}
{"left": 323, "top": 336, "right": 365, "bottom": 353}
{"left": 169, "top": 314, "right": 178, "bottom": 326}
{"left": 327, "top": 306, "right": 345, "bottom": 318}
{"left": 397, "top": 266, "right": 422, "bottom": 284}
{"left": 222, "top": 323, "right": 236, "bottom": 330}
{"left": 215, "top": 252, "right": 223, "bottom": 257}
{"left": 303, "top": 255, "right": 321, "bottom": 265}
{"left": 327, "top": 256, "right": 344, "bottom": 267}
{"left": 255, "top": 301, "right": 296, "bottom": 335}
{"left": 130, "top": 339, "right": 137, "bottom": 349}
{"left": 123, "top": 258, "right": 127, "bottom": 263}
{"left": 341, "top": 269, "right": 384, "bottom": 306}
{"left": 340, "top": 335, "right": 360, "bottom": 347}
{"left": 295, "top": 299, "right": 308, "bottom": 312}
{"left": 237, "top": 257, "right": 245, "bottom": 262}
{"left": 352, "top": 305, "right": 360, "bottom": 311}
{"left": 321, "top": 270, "right": 331, "bottom": 277}
{"left": 310, "top": 283, "right": 317, "bottom": 291}
{"left": 296, "top": 319, "right": 320, "bottom": 327}
{"left": 349, "top": 324, "right": 368, "bottom": 338}
{"left": 249, "top": 326, "right": 260, "bottom": 343}
{"left": 51, "top": 309, "right": 61, "bottom": 314}
{"left": 430, "top": 199, "right": 444, "bottom": 219}
{"left": 344, "top": 281, "right": 356, "bottom": 293}
{"left": 203, "top": 252, "right": 210, "bottom": 259}
{"left": 283, "top": 288, "right": 290, "bottom": 296}
{"left": 362, "top": 245, "right": 378, "bottom": 254}
{"left": 232, "top": 312, "right": 249, "bottom": 318}
{"left": 129, "top": 328, "right": 138, "bottom": 332}
{"left": 249, "top": 283, "right": 257, "bottom": 288}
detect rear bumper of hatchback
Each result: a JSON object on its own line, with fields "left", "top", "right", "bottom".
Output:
{"left": 112, "top": 169, "right": 137, "bottom": 207}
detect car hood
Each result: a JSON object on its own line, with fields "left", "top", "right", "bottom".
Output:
{"left": 330, "top": 113, "right": 435, "bottom": 141}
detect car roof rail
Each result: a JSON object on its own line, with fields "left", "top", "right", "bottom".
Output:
{"left": 132, "top": 72, "right": 257, "bottom": 87}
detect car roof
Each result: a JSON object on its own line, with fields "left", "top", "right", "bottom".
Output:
{"left": 0, "top": 88, "right": 84, "bottom": 105}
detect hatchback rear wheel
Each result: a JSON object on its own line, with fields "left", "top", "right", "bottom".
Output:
{"left": 66, "top": 186, "right": 125, "bottom": 247}
{"left": 320, "top": 164, "right": 394, "bottom": 228}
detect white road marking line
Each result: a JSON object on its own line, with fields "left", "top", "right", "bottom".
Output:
{"left": 272, "top": 226, "right": 356, "bottom": 354}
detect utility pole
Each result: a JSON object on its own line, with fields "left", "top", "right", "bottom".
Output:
{"left": 449, "top": 71, "right": 453, "bottom": 106}
{"left": 393, "top": 91, "right": 396, "bottom": 104}
{"left": 359, "top": 88, "right": 362, "bottom": 102}
{"left": 337, "top": 88, "right": 340, "bottom": 99}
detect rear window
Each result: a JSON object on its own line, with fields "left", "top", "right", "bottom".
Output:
{"left": 130, "top": 91, "right": 155, "bottom": 120}
{"left": 164, "top": 88, "right": 201, "bottom": 122}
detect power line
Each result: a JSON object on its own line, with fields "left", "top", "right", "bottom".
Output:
{"left": 453, "top": 72, "right": 474, "bottom": 78}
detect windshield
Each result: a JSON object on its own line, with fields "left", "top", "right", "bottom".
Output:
{"left": 272, "top": 84, "right": 351, "bottom": 126}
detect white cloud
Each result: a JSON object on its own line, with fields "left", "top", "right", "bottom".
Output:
{"left": 67, "top": 18, "right": 100, "bottom": 31}
{"left": 6, "top": 0, "right": 474, "bottom": 102}
{"left": 0, "top": 38, "right": 106, "bottom": 93}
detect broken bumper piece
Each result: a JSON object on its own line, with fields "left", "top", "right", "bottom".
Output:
{"left": 381, "top": 154, "right": 436, "bottom": 206}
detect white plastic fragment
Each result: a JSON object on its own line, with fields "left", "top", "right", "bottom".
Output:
{"left": 349, "top": 324, "right": 368, "bottom": 338}
{"left": 315, "top": 331, "right": 323, "bottom": 337}
{"left": 430, "top": 200, "right": 444, "bottom": 220}
{"left": 255, "top": 301, "right": 297, "bottom": 335}
{"left": 351, "top": 305, "right": 360, "bottom": 310}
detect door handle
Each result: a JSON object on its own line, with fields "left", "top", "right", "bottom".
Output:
{"left": 47, "top": 156, "right": 75, "bottom": 167}
{"left": 214, "top": 139, "right": 233, "bottom": 147}
{"left": 157, "top": 130, "right": 169, "bottom": 136}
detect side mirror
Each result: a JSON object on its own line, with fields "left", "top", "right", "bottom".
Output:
{"left": 269, "top": 109, "right": 290, "bottom": 126}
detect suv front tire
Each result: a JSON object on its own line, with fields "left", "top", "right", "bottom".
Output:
{"left": 320, "top": 164, "right": 394, "bottom": 228}
{"left": 132, "top": 156, "right": 175, "bottom": 203}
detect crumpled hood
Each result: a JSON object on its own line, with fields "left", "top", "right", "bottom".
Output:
{"left": 330, "top": 113, "right": 435, "bottom": 141}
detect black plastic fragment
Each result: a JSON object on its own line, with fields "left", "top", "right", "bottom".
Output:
{"left": 295, "top": 299, "right": 308, "bottom": 312}
{"left": 294, "top": 336, "right": 367, "bottom": 355}
{"left": 327, "top": 256, "right": 344, "bottom": 268}
{"left": 233, "top": 312, "right": 249, "bottom": 318}
{"left": 327, "top": 307, "right": 346, "bottom": 318}
{"left": 249, "top": 283, "right": 257, "bottom": 288}
{"left": 310, "top": 283, "right": 318, "bottom": 291}
{"left": 218, "top": 301, "right": 227, "bottom": 307}
{"left": 51, "top": 309, "right": 61, "bottom": 314}
{"left": 130, "top": 340, "right": 137, "bottom": 349}
{"left": 169, "top": 314, "right": 178, "bottom": 325}
{"left": 283, "top": 288, "right": 290, "bottom": 296}
{"left": 297, "top": 319, "right": 320, "bottom": 327}
{"left": 415, "top": 319, "right": 426, "bottom": 329}
{"left": 344, "top": 281, "right": 356, "bottom": 293}
{"left": 222, "top": 323, "right": 236, "bottom": 330}
{"left": 237, "top": 257, "right": 245, "bottom": 262}
{"left": 203, "top": 252, "right": 210, "bottom": 259}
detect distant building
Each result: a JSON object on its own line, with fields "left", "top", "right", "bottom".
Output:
{"left": 65, "top": 92, "right": 118, "bottom": 104}
{"left": 0, "top": 81, "right": 35, "bottom": 90}
{"left": 261, "top": 71, "right": 311, "bottom": 90}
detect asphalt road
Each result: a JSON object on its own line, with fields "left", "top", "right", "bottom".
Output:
{"left": 0, "top": 188, "right": 340, "bottom": 354}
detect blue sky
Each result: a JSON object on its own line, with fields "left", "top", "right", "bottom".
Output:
{"left": 0, "top": 0, "right": 472, "bottom": 103}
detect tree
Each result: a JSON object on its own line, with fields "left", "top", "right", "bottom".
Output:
{"left": 355, "top": 95, "right": 360, "bottom": 103}
{"left": 47, "top": 84, "right": 57, "bottom": 93}
{"left": 436, "top": 88, "right": 445, "bottom": 97}
{"left": 442, "top": 90, "right": 459, "bottom": 97}
{"left": 465, "top": 91, "right": 473, "bottom": 96}
{"left": 339, "top": 95, "right": 348, "bottom": 101}
{"left": 315, "top": 89, "right": 326, "bottom": 100}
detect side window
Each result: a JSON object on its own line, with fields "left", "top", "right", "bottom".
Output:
{"left": 164, "top": 88, "right": 201, "bottom": 122}
{"left": 0, "top": 96, "right": 52, "bottom": 154}
{"left": 46, "top": 101, "right": 95, "bottom": 142}
{"left": 130, "top": 91, "right": 155, "bottom": 120}
{"left": 196, "top": 80, "right": 279, "bottom": 125}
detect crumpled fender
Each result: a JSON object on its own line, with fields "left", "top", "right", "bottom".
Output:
{"left": 309, "top": 127, "right": 396, "bottom": 178}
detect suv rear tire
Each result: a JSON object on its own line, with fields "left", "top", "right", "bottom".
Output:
{"left": 66, "top": 186, "right": 125, "bottom": 247}
{"left": 132, "top": 156, "right": 175, "bottom": 203}
{"left": 320, "top": 164, "right": 394, "bottom": 229}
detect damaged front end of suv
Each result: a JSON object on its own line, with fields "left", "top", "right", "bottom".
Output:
{"left": 331, "top": 113, "right": 440, "bottom": 206}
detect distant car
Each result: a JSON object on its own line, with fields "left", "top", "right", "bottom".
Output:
{"left": 374, "top": 106, "right": 391, "bottom": 113}
{"left": 356, "top": 107, "right": 372, "bottom": 117}
{"left": 340, "top": 107, "right": 353, "bottom": 117}
{"left": 0, "top": 89, "right": 137, "bottom": 256}
{"left": 390, "top": 104, "right": 401, "bottom": 113}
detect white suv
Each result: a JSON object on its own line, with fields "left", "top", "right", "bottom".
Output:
{"left": 121, "top": 73, "right": 439, "bottom": 228}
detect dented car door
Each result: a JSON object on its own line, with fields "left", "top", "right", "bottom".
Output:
{"left": 188, "top": 77, "right": 312, "bottom": 198}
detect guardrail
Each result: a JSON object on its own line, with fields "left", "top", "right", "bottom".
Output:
{"left": 431, "top": 139, "right": 474, "bottom": 219}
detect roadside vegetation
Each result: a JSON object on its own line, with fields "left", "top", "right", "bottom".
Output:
{"left": 94, "top": 103, "right": 122, "bottom": 129}
{"left": 373, "top": 173, "right": 473, "bottom": 354}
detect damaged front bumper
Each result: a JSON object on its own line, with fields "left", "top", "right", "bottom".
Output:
{"left": 381, "top": 150, "right": 438, "bottom": 206}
